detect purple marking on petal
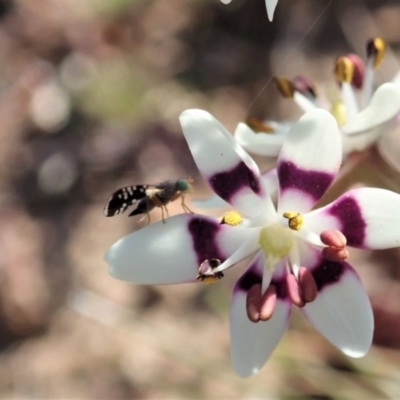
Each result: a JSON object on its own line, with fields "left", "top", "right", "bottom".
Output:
{"left": 237, "top": 270, "right": 262, "bottom": 292}
{"left": 311, "top": 260, "right": 345, "bottom": 291}
{"left": 271, "top": 277, "right": 288, "bottom": 300}
{"left": 188, "top": 217, "right": 224, "bottom": 265}
{"left": 278, "top": 161, "right": 334, "bottom": 201}
{"left": 209, "top": 162, "right": 261, "bottom": 202}
{"left": 328, "top": 195, "right": 366, "bottom": 247}
{"left": 237, "top": 271, "right": 288, "bottom": 300}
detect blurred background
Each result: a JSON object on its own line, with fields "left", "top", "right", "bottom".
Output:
{"left": 0, "top": 0, "right": 400, "bottom": 398}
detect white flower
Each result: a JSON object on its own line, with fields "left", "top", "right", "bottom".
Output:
{"left": 235, "top": 38, "right": 400, "bottom": 156}
{"left": 105, "top": 108, "right": 400, "bottom": 377}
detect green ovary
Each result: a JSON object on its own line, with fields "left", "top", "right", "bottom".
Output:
{"left": 259, "top": 224, "right": 293, "bottom": 269}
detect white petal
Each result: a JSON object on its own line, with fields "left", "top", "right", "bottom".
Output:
{"left": 277, "top": 109, "right": 342, "bottom": 214}
{"left": 342, "top": 83, "right": 400, "bottom": 135}
{"left": 342, "top": 122, "right": 391, "bottom": 154}
{"left": 304, "top": 188, "right": 400, "bottom": 249}
{"left": 105, "top": 214, "right": 251, "bottom": 284}
{"left": 392, "top": 70, "right": 400, "bottom": 86}
{"left": 265, "top": 0, "right": 278, "bottom": 21}
{"left": 193, "top": 168, "right": 279, "bottom": 211}
{"left": 301, "top": 262, "right": 373, "bottom": 358}
{"left": 230, "top": 257, "right": 291, "bottom": 377}
{"left": 234, "top": 121, "right": 290, "bottom": 157}
{"left": 262, "top": 167, "right": 279, "bottom": 195}
{"left": 341, "top": 82, "right": 359, "bottom": 122}
{"left": 180, "top": 109, "right": 272, "bottom": 217}
{"left": 293, "top": 92, "right": 318, "bottom": 113}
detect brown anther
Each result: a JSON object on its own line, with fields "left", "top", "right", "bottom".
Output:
{"left": 347, "top": 54, "right": 365, "bottom": 89}
{"left": 367, "top": 37, "right": 386, "bottom": 68}
{"left": 320, "top": 230, "right": 347, "bottom": 248}
{"left": 273, "top": 77, "right": 294, "bottom": 98}
{"left": 246, "top": 284, "right": 262, "bottom": 323}
{"left": 334, "top": 56, "right": 354, "bottom": 83}
{"left": 291, "top": 75, "right": 317, "bottom": 98}
{"left": 286, "top": 273, "right": 305, "bottom": 307}
{"left": 259, "top": 284, "right": 277, "bottom": 321}
{"left": 298, "top": 267, "right": 317, "bottom": 303}
{"left": 246, "top": 117, "right": 275, "bottom": 133}
{"left": 322, "top": 246, "right": 349, "bottom": 262}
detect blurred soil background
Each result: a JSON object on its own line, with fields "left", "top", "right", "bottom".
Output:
{"left": 0, "top": 0, "right": 400, "bottom": 398}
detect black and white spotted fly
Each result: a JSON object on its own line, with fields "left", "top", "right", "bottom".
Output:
{"left": 103, "top": 178, "right": 193, "bottom": 223}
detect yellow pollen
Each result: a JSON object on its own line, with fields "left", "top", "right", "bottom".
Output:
{"left": 283, "top": 211, "right": 304, "bottom": 231}
{"left": 259, "top": 224, "right": 293, "bottom": 268}
{"left": 246, "top": 117, "right": 275, "bottom": 133}
{"left": 370, "top": 37, "right": 386, "bottom": 69}
{"left": 221, "top": 211, "right": 242, "bottom": 226}
{"left": 273, "top": 77, "right": 294, "bottom": 98}
{"left": 334, "top": 56, "right": 354, "bottom": 83}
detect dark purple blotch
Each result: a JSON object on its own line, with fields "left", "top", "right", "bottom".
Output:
{"left": 210, "top": 162, "right": 261, "bottom": 203}
{"left": 278, "top": 161, "right": 334, "bottom": 201}
{"left": 271, "top": 277, "right": 288, "bottom": 299}
{"left": 327, "top": 195, "right": 366, "bottom": 247}
{"left": 237, "top": 268, "right": 288, "bottom": 299}
{"left": 188, "top": 217, "right": 224, "bottom": 266}
{"left": 311, "top": 260, "right": 345, "bottom": 291}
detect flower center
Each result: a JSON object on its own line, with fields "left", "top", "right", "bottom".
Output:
{"left": 258, "top": 224, "right": 293, "bottom": 268}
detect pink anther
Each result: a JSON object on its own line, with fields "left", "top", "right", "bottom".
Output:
{"left": 246, "top": 284, "right": 262, "bottom": 323}
{"left": 246, "top": 283, "right": 278, "bottom": 323}
{"left": 298, "top": 267, "right": 317, "bottom": 303}
{"left": 286, "top": 273, "right": 305, "bottom": 307}
{"left": 322, "top": 246, "right": 349, "bottom": 262}
{"left": 320, "top": 230, "right": 347, "bottom": 248}
{"left": 259, "top": 285, "right": 277, "bottom": 321}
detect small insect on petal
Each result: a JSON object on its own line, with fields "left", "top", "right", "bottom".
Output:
{"left": 104, "top": 178, "right": 193, "bottom": 223}
{"left": 196, "top": 259, "right": 224, "bottom": 283}
{"left": 298, "top": 267, "right": 317, "bottom": 303}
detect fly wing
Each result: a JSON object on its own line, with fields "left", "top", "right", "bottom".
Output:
{"left": 128, "top": 197, "right": 156, "bottom": 216}
{"left": 103, "top": 185, "right": 150, "bottom": 216}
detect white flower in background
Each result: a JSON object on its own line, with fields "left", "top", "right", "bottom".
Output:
{"left": 105, "top": 108, "right": 400, "bottom": 377}
{"left": 220, "top": 0, "right": 279, "bottom": 21}
{"left": 235, "top": 38, "right": 400, "bottom": 156}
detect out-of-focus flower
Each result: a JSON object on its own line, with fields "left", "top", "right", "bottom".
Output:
{"left": 220, "top": 0, "right": 279, "bottom": 21}
{"left": 235, "top": 38, "right": 400, "bottom": 156}
{"left": 105, "top": 108, "right": 400, "bottom": 376}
